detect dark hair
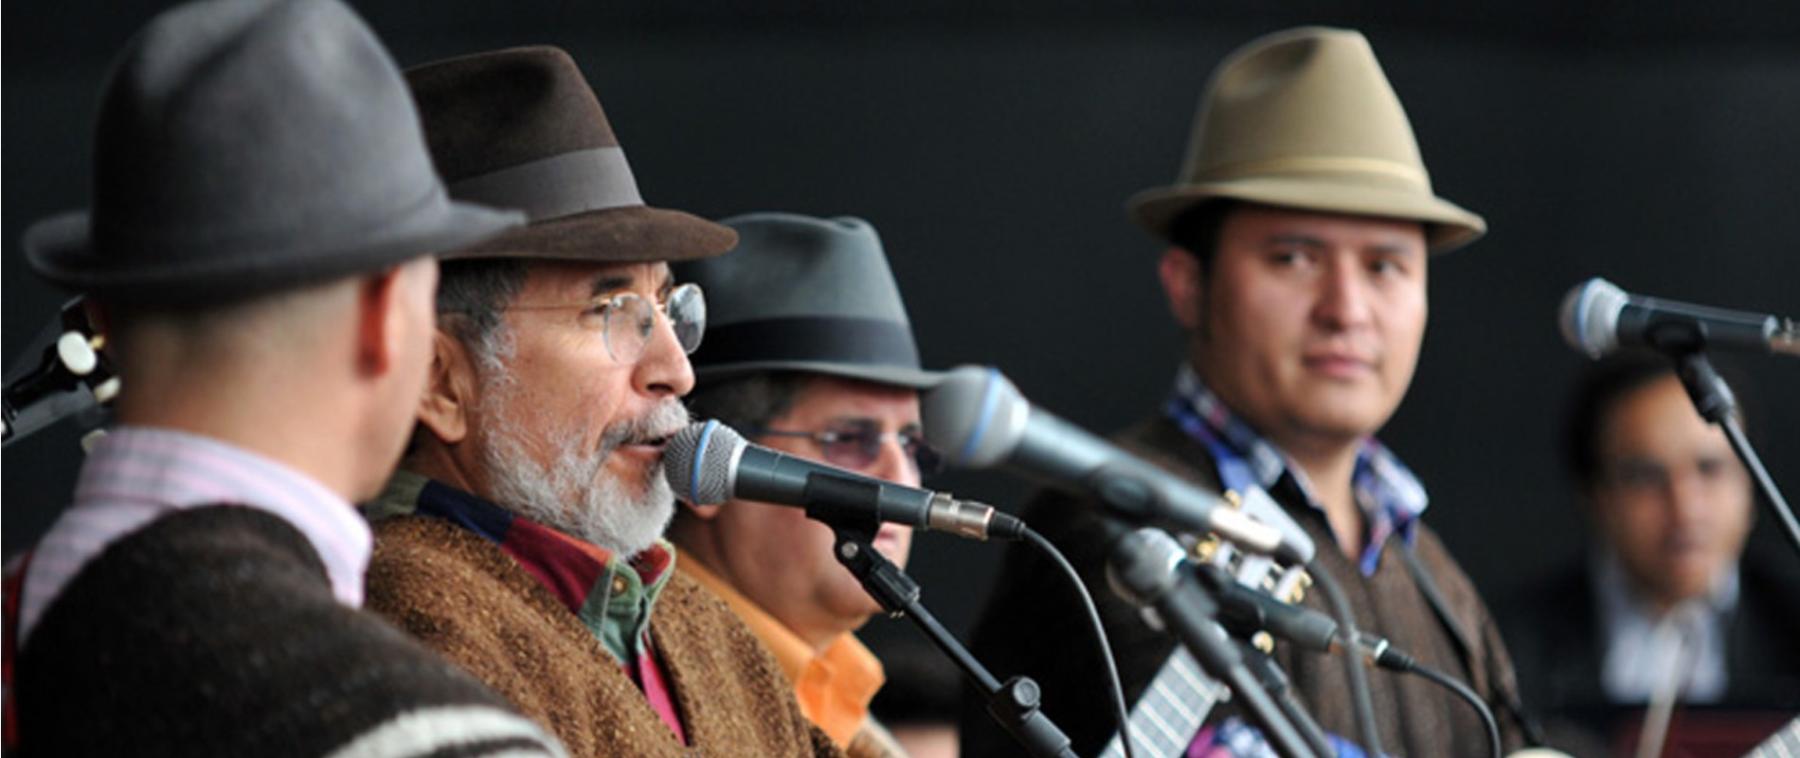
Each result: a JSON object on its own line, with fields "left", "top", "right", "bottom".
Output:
{"left": 1564, "top": 350, "right": 1756, "bottom": 489}
{"left": 682, "top": 371, "right": 812, "bottom": 440}
{"left": 1166, "top": 200, "right": 1238, "bottom": 275}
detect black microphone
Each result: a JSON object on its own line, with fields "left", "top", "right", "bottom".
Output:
{"left": 663, "top": 420, "right": 1026, "bottom": 541}
{"left": 921, "top": 366, "right": 1312, "bottom": 564}
{"left": 1560, "top": 277, "right": 1799, "bottom": 358}
{"left": 1122, "top": 529, "right": 1414, "bottom": 670}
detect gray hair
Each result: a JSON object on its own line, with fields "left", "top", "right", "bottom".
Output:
{"left": 436, "top": 258, "right": 529, "bottom": 375}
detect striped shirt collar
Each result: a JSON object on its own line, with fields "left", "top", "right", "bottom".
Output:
{"left": 1166, "top": 363, "right": 1430, "bottom": 575}
{"left": 19, "top": 426, "right": 369, "bottom": 644}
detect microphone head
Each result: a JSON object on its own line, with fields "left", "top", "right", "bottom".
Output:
{"left": 1105, "top": 527, "right": 1186, "bottom": 608}
{"left": 663, "top": 420, "right": 745, "bottom": 505}
{"left": 1560, "top": 277, "right": 1629, "bottom": 358}
{"left": 921, "top": 365, "right": 1031, "bottom": 468}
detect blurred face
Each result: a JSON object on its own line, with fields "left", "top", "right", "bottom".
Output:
{"left": 1589, "top": 375, "right": 1753, "bottom": 610}
{"left": 466, "top": 261, "right": 696, "bottom": 556}
{"left": 707, "top": 376, "right": 922, "bottom": 646}
{"left": 1185, "top": 205, "right": 1428, "bottom": 451}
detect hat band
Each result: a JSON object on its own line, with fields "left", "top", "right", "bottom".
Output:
{"left": 448, "top": 147, "right": 645, "bottom": 222}
{"left": 693, "top": 316, "right": 921, "bottom": 372}
{"left": 1196, "top": 155, "right": 1429, "bottom": 188}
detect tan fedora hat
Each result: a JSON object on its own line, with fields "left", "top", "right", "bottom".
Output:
{"left": 1127, "top": 26, "right": 1485, "bottom": 253}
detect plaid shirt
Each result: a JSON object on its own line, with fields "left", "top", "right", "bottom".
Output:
{"left": 1165, "top": 363, "right": 1429, "bottom": 577}
{"left": 1164, "top": 364, "right": 1428, "bottom": 757}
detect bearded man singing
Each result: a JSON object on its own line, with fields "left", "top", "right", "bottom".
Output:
{"left": 359, "top": 46, "right": 839, "bottom": 757}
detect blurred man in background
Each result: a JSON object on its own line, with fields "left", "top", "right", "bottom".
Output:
{"left": 1504, "top": 351, "right": 1800, "bottom": 750}
{"left": 671, "top": 213, "right": 943, "bottom": 758}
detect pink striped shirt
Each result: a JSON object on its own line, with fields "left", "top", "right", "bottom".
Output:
{"left": 16, "top": 426, "right": 371, "bottom": 645}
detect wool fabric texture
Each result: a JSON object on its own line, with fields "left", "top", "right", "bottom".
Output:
{"left": 364, "top": 509, "right": 842, "bottom": 757}
{"left": 14, "top": 506, "right": 564, "bottom": 757}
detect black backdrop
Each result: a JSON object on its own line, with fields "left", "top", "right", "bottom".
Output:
{"left": 6, "top": 2, "right": 1798, "bottom": 647}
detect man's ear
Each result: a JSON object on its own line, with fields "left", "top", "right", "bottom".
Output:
{"left": 417, "top": 330, "right": 476, "bottom": 445}
{"left": 1157, "top": 247, "right": 1206, "bottom": 331}
{"left": 354, "top": 267, "right": 404, "bottom": 376}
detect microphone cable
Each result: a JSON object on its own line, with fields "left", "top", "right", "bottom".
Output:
{"left": 1020, "top": 526, "right": 1135, "bottom": 758}
{"left": 1353, "top": 634, "right": 1502, "bottom": 758}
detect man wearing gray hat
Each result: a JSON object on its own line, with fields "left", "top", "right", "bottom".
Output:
{"left": 3, "top": 1, "right": 562, "bottom": 756}
{"left": 358, "top": 49, "right": 838, "bottom": 757}
{"left": 668, "top": 213, "right": 939, "bottom": 758}
{"left": 967, "top": 27, "right": 1529, "bottom": 757}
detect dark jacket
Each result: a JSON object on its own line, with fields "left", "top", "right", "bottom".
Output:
{"left": 364, "top": 513, "right": 841, "bottom": 758}
{"left": 16, "top": 506, "right": 561, "bottom": 757}
{"left": 1501, "top": 554, "right": 1800, "bottom": 751}
{"left": 962, "top": 414, "right": 1528, "bottom": 757}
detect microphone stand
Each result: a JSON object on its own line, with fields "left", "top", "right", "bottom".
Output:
{"left": 803, "top": 473, "right": 1077, "bottom": 758}
{"left": 1241, "top": 644, "right": 1335, "bottom": 758}
{"left": 1106, "top": 525, "right": 1320, "bottom": 758}
{"left": 1649, "top": 330, "right": 1800, "bottom": 559}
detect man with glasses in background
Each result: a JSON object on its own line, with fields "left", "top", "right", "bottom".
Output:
{"left": 359, "top": 49, "right": 838, "bottom": 756}
{"left": 669, "top": 213, "right": 944, "bottom": 758}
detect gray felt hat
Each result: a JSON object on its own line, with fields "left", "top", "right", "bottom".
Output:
{"left": 676, "top": 213, "right": 940, "bottom": 390}
{"left": 22, "top": 0, "right": 523, "bottom": 304}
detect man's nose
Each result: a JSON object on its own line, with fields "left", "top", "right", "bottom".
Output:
{"left": 1311, "top": 258, "right": 1373, "bottom": 331}
{"left": 632, "top": 309, "right": 696, "bottom": 398}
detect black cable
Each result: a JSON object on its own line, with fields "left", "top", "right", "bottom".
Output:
{"left": 1021, "top": 526, "right": 1135, "bottom": 758}
{"left": 1306, "top": 566, "right": 1383, "bottom": 758}
{"left": 1408, "top": 662, "right": 1502, "bottom": 758}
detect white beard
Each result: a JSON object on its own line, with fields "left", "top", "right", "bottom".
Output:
{"left": 477, "top": 386, "right": 689, "bottom": 557}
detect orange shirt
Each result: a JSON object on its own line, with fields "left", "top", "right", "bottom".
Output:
{"left": 678, "top": 555, "right": 885, "bottom": 749}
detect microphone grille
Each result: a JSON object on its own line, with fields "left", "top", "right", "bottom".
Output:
{"left": 922, "top": 365, "right": 1028, "bottom": 468}
{"left": 663, "top": 421, "right": 744, "bottom": 505}
{"left": 1559, "top": 277, "right": 1629, "bottom": 358}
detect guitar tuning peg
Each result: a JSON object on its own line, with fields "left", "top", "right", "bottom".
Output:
{"left": 81, "top": 428, "right": 109, "bottom": 454}
{"left": 93, "top": 377, "right": 122, "bottom": 404}
{"left": 57, "top": 331, "right": 98, "bottom": 376}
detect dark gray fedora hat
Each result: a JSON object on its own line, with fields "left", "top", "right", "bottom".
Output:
{"left": 676, "top": 213, "right": 940, "bottom": 390}
{"left": 22, "top": 0, "right": 522, "bottom": 305}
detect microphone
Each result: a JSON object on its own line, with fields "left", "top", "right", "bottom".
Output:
{"left": 1122, "top": 529, "right": 1413, "bottom": 670}
{"left": 921, "top": 365, "right": 1312, "bottom": 564}
{"left": 663, "top": 420, "right": 1026, "bottom": 541}
{"left": 1560, "top": 277, "right": 1799, "bottom": 358}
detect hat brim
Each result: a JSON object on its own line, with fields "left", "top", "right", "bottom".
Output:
{"left": 445, "top": 205, "right": 738, "bottom": 263}
{"left": 1127, "top": 176, "right": 1486, "bottom": 254}
{"left": 696, "top": 360, "right": 943, "bottom": 391}
{"left": 24, "top": 199, "right": 523, "bottom": 304}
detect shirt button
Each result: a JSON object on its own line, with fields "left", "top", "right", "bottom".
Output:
{"left": 611, "top": 575, "right": 629, "bottom": 595}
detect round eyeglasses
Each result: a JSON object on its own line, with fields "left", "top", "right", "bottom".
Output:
{"left": 485, "top": 282, "right": 706, "bottom": 365}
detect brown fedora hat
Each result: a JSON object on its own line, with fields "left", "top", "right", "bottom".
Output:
{"left": 1127, "top": 27, "right": 1485, "bottom": 253}
{"left": 406, "top": 46, "right": 735, "bottom": 262}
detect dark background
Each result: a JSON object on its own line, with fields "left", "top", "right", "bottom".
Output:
{"left": 6, "top": 2, "right": 1798, "bottom": 652}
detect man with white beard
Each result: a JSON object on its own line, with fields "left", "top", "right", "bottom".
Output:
{"left": 359, "top": 47, "right": 840, "bottom": 757}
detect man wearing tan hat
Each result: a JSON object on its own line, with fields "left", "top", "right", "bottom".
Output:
{"left": 358, "top": 47, "right": 838, "bottom": 757}
{"left": 968, "top": 27, "right": 1529, "bottom": 757}
{"left": 4, "top": 1, "right": 564, "bottom": 755}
